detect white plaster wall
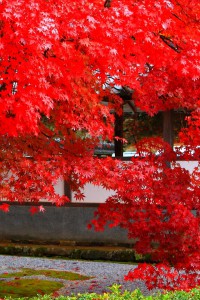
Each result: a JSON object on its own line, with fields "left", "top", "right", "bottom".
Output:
{"left": 176, "top": 161, "right": 199, "bottom": 173}
{"left": 2, "top": 161, "right": 197, "bottom": 203}
{"left": 40, "top": 179, "right": 64, "bottom": 202}
{"left": 71, "top": 161, "right": 199, "bottom": 203}
{"left": 54, "top": 179, "right": 65, "bottom": 196}
{"left": 53, "top": 179, "right": 114, "bottom": 203}
{"left": 71, "top": 184, "right": 115, "bottom": 203}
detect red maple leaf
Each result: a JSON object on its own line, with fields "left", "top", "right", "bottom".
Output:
{"left": 29, "top": 207, "right": 39, "bottom": 215}
{"left": 0, "top": 204, "right": 10, "bottom": 213}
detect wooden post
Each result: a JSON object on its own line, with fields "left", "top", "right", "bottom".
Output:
{"left": 163, "top": 110, "right": 174, "bottom": 147}
{"left": 163, "top": 110, "right": 174, "bottom": 167}
{"left": 114, "top": 111, "right": 123, "bottom": 157}
{"left": 113, "top": 86, "right": 133, "bottom": 158}
{"left": 64, "top": 181, "right": 72, "bottom": 200}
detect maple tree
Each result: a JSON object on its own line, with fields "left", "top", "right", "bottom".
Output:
{"left": 1, "top": 0, "right": 200, "bottom": 291}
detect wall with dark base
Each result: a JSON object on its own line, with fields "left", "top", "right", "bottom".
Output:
{"left": 0, "top": 204, "right": 132, "bottom": 246}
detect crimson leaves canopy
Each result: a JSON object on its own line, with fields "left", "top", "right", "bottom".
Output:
{"left": 0, "top": 0, "right": 200, "bottom": 290}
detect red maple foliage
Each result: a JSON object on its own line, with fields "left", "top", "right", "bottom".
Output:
{"left": 0, "top": 0, "right": 200, "bottom": 291}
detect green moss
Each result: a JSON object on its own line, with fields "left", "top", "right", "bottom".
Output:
{"left": 0, "top": 278, "right": 62, "bottom": 298}
{"left": 0, "top": 268, "right": 91, "bottom": 281}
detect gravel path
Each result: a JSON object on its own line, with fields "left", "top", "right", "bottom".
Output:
{"left": 0, "top": 255, "right": 154, "bottom": 296}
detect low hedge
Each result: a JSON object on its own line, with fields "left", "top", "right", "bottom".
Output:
{"left": 4, "top": 284, "right": 200, "bottom": 300}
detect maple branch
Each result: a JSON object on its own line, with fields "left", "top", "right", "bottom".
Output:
{"left": 41, "top": 131, "right": 52, "bottom": 139}
{"left": 104, "top": 0, "right": 112, "bottom": 8}
{"left": 124, "top": 100, "right": 137, "bottom": 114}
{"left": 113, "top": 86, "right": 133, "bottom": 101}
{"left": 172, "top": 13, "right": 185, "bottom": 24}
{"left": 174, "top": 0, "right": 194, "bottom": 21}
{"left": 159, "top": 35, "right": 181, "bottom": 53}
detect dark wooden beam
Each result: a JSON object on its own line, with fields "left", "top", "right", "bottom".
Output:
{"left": 163, "top": 110, "right": 174, "bottom": 168}
{"left": 114, "top": 112, "right": 123, "bottom": 157}
{"left": 64, "top": 181, "right": 72, "bottom": 200}
{"left": 163, "top": 110, "right": 174, "bottom": 147}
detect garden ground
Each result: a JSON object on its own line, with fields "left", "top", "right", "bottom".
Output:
{"left": 0, "top": 253, "right": 154, "bottom": 297}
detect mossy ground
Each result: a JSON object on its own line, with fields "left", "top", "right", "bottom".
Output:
{"left": 0, "top": 269, "right": 92, "bottom": 298}
{"left": 0, "top": 278, "right": 62, "bottom": 298}
{"left": 0, "top": 268, "right": 91, "bottom": 280}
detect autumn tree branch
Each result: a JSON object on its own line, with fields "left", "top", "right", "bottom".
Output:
{"left": 159, "top": 35, "right": 181, "bottom": 53}
{"left": 104, "top": 0, "right": 112, "bottom": 8}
